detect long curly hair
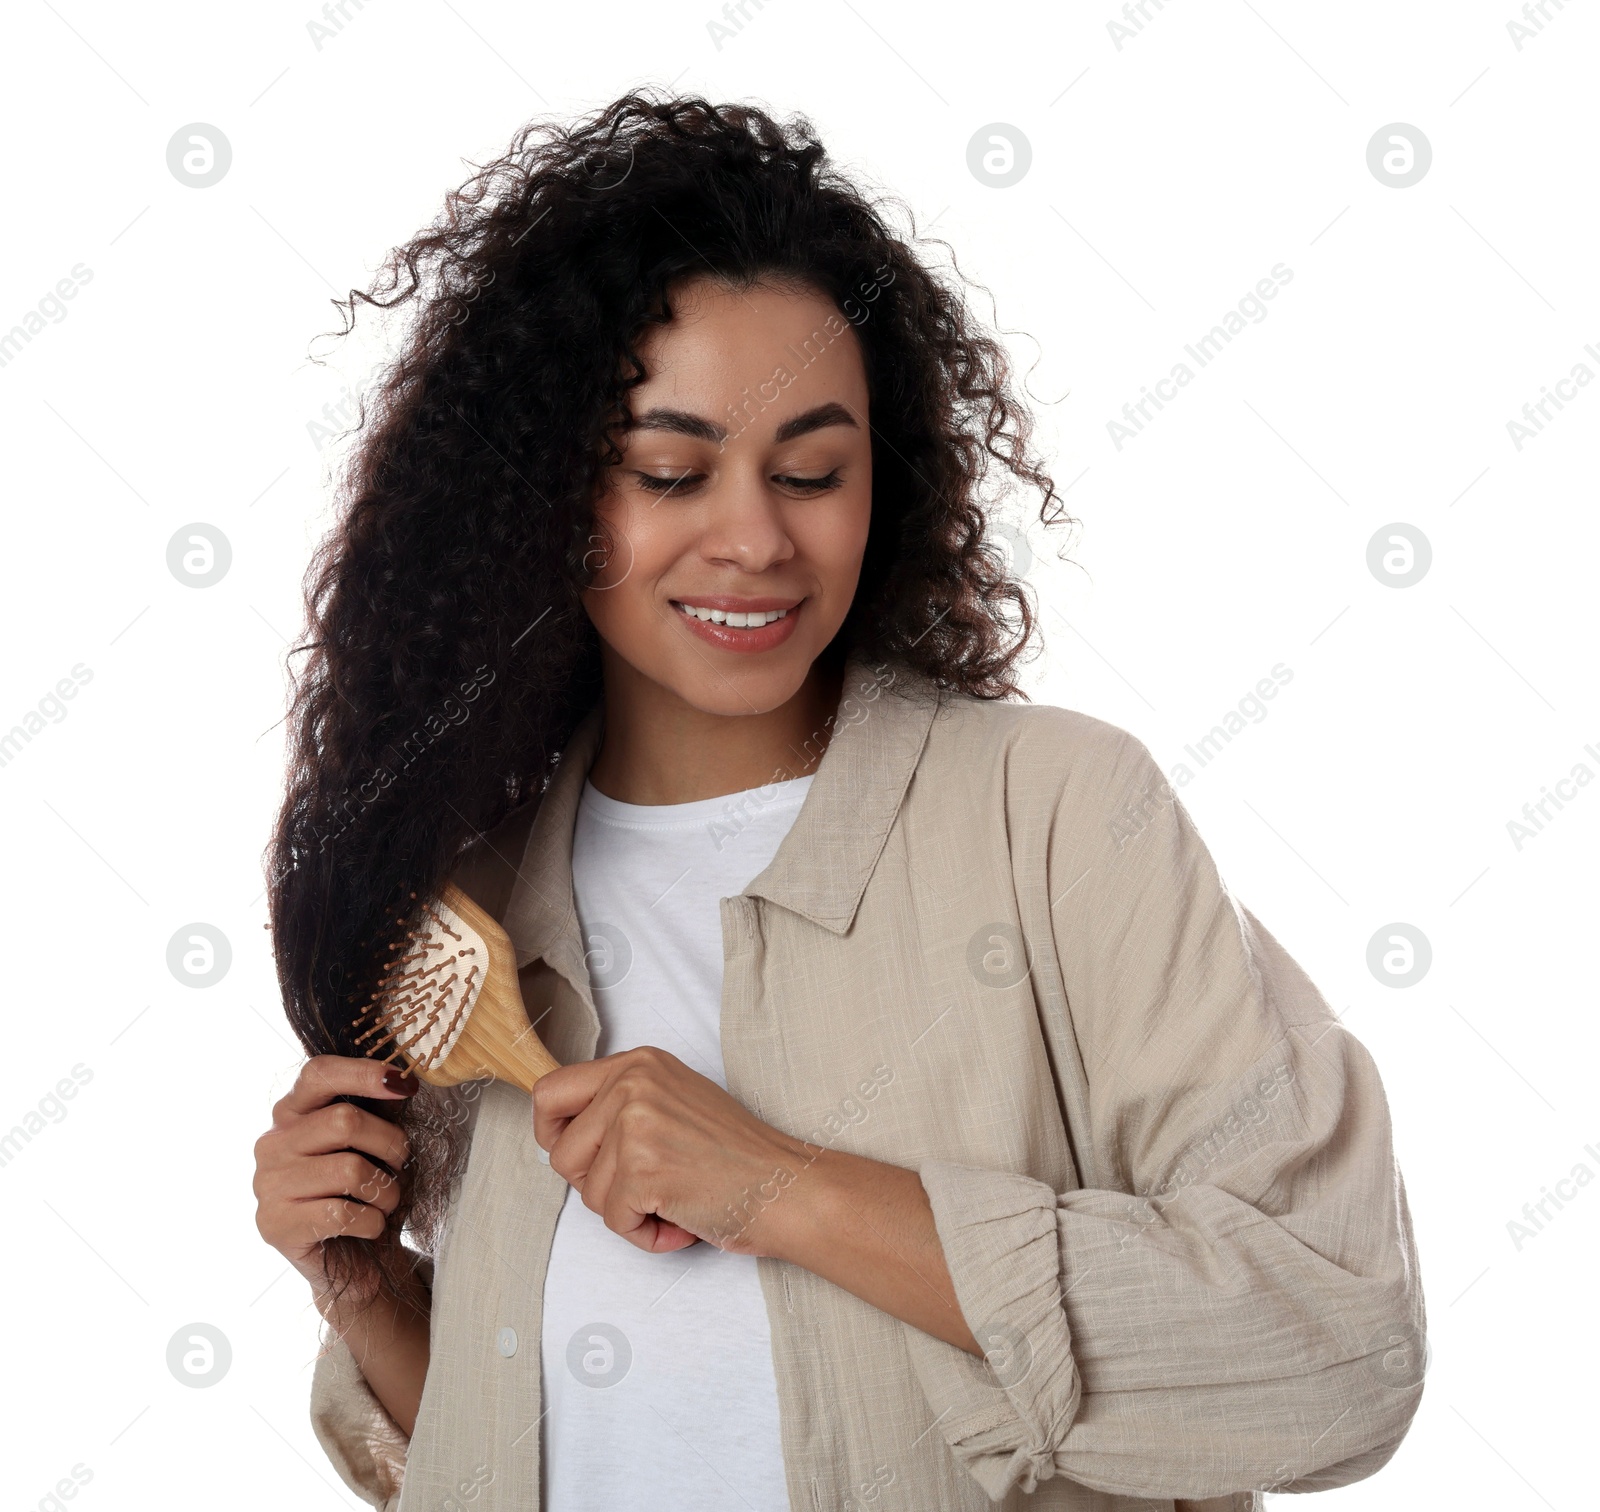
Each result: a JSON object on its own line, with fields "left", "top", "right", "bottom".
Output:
{"left": 266, "top": 89, "right": 1076, "bottom": 1313}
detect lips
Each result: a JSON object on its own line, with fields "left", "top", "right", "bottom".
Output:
{"left": 669, "top": 596, "right": 805, "bottom": 654}
{"left": 672, "top": 595, "right": 803, "bottom": 614}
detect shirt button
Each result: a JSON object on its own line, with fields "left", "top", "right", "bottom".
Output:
{"left": 496, "top": 1326, "right": 518, "bottom": 1358}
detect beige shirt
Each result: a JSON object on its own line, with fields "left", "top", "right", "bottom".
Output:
{"left": 309, "top": 651, "right": 1426, "bottom": 1512}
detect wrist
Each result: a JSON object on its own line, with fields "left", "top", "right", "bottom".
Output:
{"left": 304, "top": 1265, "right": 386, "bottom": 1329}
{"left": 711, "top": 1129, "right": 826, "bottom": 1259}
{"left": 745, "top": 1137, "right": 852, "bottom": 1266}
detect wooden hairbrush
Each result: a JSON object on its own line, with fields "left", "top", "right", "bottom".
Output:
{"left": 352, "top": 881, "right": 559, "bottom": 1094}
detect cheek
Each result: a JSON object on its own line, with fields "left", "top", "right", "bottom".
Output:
{"left": 804, "top": 489, "right": 872, "bottom": 602}
{"left": 582, "top": 497, "right": 687, "bottom": 640}
{"left": 581, "top": 503, "right": 640, "bottom": 634}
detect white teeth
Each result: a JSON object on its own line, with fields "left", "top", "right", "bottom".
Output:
{"left": 676, "top": 603, "right": 791, "bottom": 627}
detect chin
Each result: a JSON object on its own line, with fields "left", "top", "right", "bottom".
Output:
{"left": 664, "top": 654, "right": 815, "bottom": 717}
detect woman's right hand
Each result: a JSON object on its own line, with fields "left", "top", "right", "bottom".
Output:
{"left": 254, "top": 1054, "right": 432, "bottom": 1437}
{"left": 253, "top": 1053, "right": 416, "bottom": 1291}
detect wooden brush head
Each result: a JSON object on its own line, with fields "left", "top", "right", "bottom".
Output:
{"left": 353, "top": 880, "right": 560, "bottom": 1095}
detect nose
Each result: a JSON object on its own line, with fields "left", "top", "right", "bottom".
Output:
{"left": 697, "top": 478, "right": 796, "bottom": 575}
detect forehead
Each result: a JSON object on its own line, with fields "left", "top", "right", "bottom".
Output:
{"left": 627, "top": 275, "right": 869, "bottom": 416}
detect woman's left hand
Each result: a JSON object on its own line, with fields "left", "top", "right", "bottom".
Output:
{"left": 531, "top": 1045, "right": 982, "bottom": 1354}
{"left": 531, "top": 1046, "right": 811, "bottom": 1257}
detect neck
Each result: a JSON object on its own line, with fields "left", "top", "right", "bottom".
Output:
{"left": 586, "top": 649, "right": 845, "bottom": 805}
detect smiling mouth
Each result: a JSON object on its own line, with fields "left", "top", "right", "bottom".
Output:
{"left": 671, "top": 601, "right": 794, "bottom": 627}
{"left": 667, "top": 596, "right": 806, "bottom": 653}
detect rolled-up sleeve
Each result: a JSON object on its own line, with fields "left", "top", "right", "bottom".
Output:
{"left": 908, "top": 730, "right": 1427, "bottom": 1503}
{"left": 308, "top": 1252, "right": 433, "bottom": 1510}
{"left": 310, "top": 1334, "right": 410, "bottom": 1509}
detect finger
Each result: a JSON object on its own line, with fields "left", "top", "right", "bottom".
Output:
{"left": 296, "top": 1196, "right": 388, "bottom": 1244}
{"left": 576, "top": 1123, "right": 698, "bottom": 1254}
{"left": 276, "top": 1054, "right": 417, "bottom": 1118}
{"left": 601, "top": 1176, "right": 700, "bottom": 1254}
{"left": 544, "top": 1079, "right": 632, "bottom": 1189}
{"left": 292, "top": 1101, "right": 411, "bottom": 1167}
{"left": 278, "top": 1152, "right": 402, "bottom": 1214}
{"left": 654, "top": 1221, "right": 701, "bottom": 1252}
{"left": 531, "top": 1055, "right": 630, "bottom": 1151}
{"left": 573, "top": 1136, "right": 613, "bottom": 1217}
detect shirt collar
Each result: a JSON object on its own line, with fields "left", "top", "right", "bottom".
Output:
{"left": 500, "top": 649, "right": 941, "bottom": 980}
{"left": 742, "top": 653, "right": 939, "bottom": 932}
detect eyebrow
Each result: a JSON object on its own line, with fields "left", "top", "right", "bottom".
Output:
{"left": 625, "top": 400, "right": 860, "bottom": 445}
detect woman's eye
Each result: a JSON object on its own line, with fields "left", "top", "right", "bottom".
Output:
{"left": 630, "top": 468, "right": 845, "bottom": 496}
{"left": 632, "top": 472, "right": 703, "bottom": 495}
{"left": 775, "top": 469, "right": 844, "bottom": 493}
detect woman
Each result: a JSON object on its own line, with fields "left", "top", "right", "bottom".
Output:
{"left": 254, "top": 93, "right": 1425, "bottom": 1512}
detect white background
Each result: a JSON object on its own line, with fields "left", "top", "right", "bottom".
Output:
{"left": 1, "top": 1, "right": 1595, "bottom": 1508}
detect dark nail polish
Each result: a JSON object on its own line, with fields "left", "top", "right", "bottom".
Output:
{"left": 382, "top": 1069, "right": 419, "bottom": 1095}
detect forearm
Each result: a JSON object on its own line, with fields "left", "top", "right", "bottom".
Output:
{"left": 530, "top": 1049, "right": 983, "bottom": 1355}
{"left": 311, "top": 1279, "right": 431, "bottom": 1437}
{"left": 759, "top": 1142, "right": 982, "bottom": 1356}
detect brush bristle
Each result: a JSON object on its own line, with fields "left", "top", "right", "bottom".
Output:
{"left": 352, "top": 893, "right": 486, "bottom": 1072}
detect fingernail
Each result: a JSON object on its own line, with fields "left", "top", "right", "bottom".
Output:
{"left": 382, "top": 1069, "right": 419, "bottom": 1095}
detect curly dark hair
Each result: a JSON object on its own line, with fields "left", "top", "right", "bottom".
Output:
{"left": 265, "top": 88, "right": 1077, "bottom": 1314}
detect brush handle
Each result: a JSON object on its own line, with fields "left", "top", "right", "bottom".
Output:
{"left": 442, "top": 982, "right": 561, "bottom": 1093}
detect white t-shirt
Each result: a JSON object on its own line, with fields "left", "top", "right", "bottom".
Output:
{"left": 538, "top": 773, "right": 814, "bottom": 1512}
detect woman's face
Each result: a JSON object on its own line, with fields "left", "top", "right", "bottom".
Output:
{"left": 582, "top": 275, "right": 873, "bottom": 717}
